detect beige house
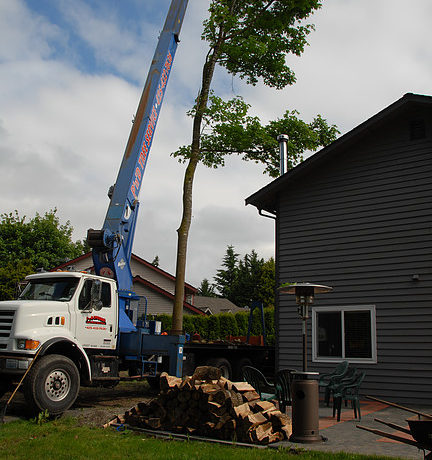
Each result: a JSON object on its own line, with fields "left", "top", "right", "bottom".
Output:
{"left": 194, "top": 296, "right": 245, "bottom": 315}
{"left": 54, "top": 253, "right": 204, "bottom": 317}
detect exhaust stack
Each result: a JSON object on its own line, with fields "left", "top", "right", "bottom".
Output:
{"left": 277, "top": 134, "right": 289, "bottom": 175}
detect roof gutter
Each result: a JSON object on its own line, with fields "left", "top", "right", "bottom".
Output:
{"left": 258, "top": 209, "right": 276, "bottom": 220}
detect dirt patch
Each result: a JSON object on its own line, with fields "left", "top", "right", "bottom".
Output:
{"left": 2, "top": 380, "right": 156, "bottom": 427}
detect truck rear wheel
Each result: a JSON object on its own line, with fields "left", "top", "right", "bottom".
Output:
{"left": 205, "top": 358, "right": 232, "bottom": 380}
{"left": 233, "top": 357, "right": 253, "bottom": 381}
{"left": 24, "top": 354, "right": 80, "bottom": 416}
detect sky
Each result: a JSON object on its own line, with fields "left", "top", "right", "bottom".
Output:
{"left": 1, "top": 0, "right": 431, "bottom": 288}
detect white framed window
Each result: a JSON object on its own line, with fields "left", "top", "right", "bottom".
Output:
{"left": 312, "top": 305, "right": 377, "bottom": 364}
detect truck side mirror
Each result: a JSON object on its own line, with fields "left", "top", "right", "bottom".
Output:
{"left": 91, "top": 280, "right": 103, "bottom": 311}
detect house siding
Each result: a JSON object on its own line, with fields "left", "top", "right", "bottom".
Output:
{"left": 130, "top": 259, "right": 176, "bottom": 295}
{"left": 276, "top": 112, "right": 432, "bottom": 405}
{"left": 133, "top": 283, "right": 189, "bottom": 317}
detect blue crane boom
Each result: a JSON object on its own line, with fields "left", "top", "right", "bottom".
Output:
{"left": 88, "top": 0, "right": 188, "bottom": 332}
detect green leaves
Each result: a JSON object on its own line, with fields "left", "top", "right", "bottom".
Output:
{"left": 172, "top": 94, "right": 339, "bottom": 177}
{"left": 0, "top": 209, "right": 86, "bottom": 300}
{"left": 204, "top": 0, "right": 321, "bottom": 88}
{"left": 197, "top": 278, "right": 217, "bottom": 297}
{"left": 213, "top": 245, "right": 275, "bottom": 307}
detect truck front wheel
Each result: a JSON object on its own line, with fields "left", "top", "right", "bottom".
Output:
{"left": 0, "top": 378, "right": 12, "bottom": 399}
{"left": 24, "top": 354, "right": 80, "bottom": 416}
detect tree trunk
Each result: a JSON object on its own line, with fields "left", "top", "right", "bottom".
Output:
{"left": 171, "top": 31, "right": 225, "bottom": 335}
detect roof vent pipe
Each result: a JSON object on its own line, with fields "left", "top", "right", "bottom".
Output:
{"left": 277, "top": 134, "right": 289, "bottom": 175}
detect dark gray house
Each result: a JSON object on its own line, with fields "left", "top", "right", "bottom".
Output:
{"left": 246, "top": 93, "right": 432, "bottom": 405}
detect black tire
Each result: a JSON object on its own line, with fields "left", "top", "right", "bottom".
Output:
{"left": 233, "top": 357, "right": 253, "bottom": 381}
{"left": 0, "top": 378, "right": 12, "bottom": 399}
{"left": 24, "top": 354, "right": 80, "bottom": 416}
{"left": 205, "top": 357, "right": 232, "bottom": 380}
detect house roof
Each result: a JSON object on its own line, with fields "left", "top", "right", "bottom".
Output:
{"left": 54, "top": 252, "right": 197, "bottom": 293}
{"left": 131, "top": 253, "right": 197, "bottom": 293}
{"left": 133, "top": 276, "right": 204, "bottom": 315}
{"left": 193, "top": 296, "right": 244, "bottom": 315}
{"left": 54, "top": 252, "right": 93, "bottom": 271}
{"left": 246, "top": 93, "right": 432, "bottom": 214}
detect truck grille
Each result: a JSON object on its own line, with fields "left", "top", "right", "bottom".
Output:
{"left": 0, "top": 310, "right": 15, "bottom": 345}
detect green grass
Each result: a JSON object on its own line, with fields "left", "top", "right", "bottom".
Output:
{"left": 0, "top": 417, "right": 403, "bottom": 460}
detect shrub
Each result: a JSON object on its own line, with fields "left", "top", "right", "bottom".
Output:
{"left": 148, "top": 307, "right": 275, "bottom": 344}
{"left": 219, "top": 313, "right": 239, "bottom": 338}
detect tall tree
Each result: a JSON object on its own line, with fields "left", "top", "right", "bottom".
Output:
{"left": 258, "top": 257, "right": 276, "bottom": 307}
{"left": 231, "top": 250, "right": 264, "bottom": 306}
{"left": 213, "top": 245, "right": 239, "bottom": 299}
{"left": 0, "top": 210, "right": 86, "bottom": 300}
{"left": 197, "top": 278, "right": 217, "bottom": 297}
{"left": 171, "top": 0, "right": 337, "bottom": 334}
{"left": 213, "top": 246, "right": 275, "bottom": 307}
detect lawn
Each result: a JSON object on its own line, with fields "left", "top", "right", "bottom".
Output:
{"left": 0, "top": 417, "right": 405, "bottom": 460}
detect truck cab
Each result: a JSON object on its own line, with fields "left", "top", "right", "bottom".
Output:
{"left": 0, "top": 272, "right": 120, "bottom": 414}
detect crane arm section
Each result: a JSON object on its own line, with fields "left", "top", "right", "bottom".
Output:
{"left": 87, "top": 0, "right": 188, "bottom": 332}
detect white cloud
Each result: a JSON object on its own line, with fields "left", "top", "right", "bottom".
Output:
{"left": 1, "top": 0, "right": 431, "bottom": 289}
{"left": 0, "top": 0, "right": 63, "bottom": 61}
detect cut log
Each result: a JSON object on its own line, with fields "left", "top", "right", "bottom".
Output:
{"left": 180, "top": 376, "right": 194, "bottom": 390}
{"left": 242, "top": 411, "right": 268, "bottom": 429}
{"left": 232, "top": 382, "right": 255, "bottom": 393}
{"left": 177, "top": 388, "right": 192, "bottom": 403}
{"left": 268, "top": 431, "right": 285, "bottom": 443}
{"left": 117, "top": 368, "right": 291, "bottom": 445}
{"left": 233, "top": 402, "right": 251, "bottom": 419}
{"left": 254, "top": 400, "right": 277, "bottom": 412}
{"left": 280, "top": 424, "right": 293, "bottom": 440}
{"left": 214, "top": 413, "right": 231, "bottom": 430}
{"left": 225, "top": 390, "right": 244, "bottom": 410}
{"left": 199, "top": 383, "right": 221, "bottom": 394}
{"left": 250, "top": 421, "right": 273, "bottom": 443}
{"left": 242, "top": 390, "right": 261, "bottom": 403}
{"left": 209, "top": 389, "right": 230, "bottom": 405}
{"left": 159, "top": 372, "right": 182, "bottom": 391}
{"left": 192, "top": 366, "right": 222, "bottom": 382}
{"left": 208, "top": 401, "right": 227, "bottom": 417}
{"left": 218, "top": 376, "right": 232, "bottom": 390}
{"left": 269, "top": 410, "right": 291, "bottom": 429}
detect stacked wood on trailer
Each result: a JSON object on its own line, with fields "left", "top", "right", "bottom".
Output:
{"left": 121, "top": 366, "right": 291, "bottom": 444}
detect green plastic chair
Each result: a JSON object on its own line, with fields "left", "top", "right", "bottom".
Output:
{"left": 318, "top": 360, "right": 349, "bottom": 406}
{"left": 332, "top": 370, "right": 366, "bottom": 421}
{"left": 242, "top": 365, "right": 276, "bottom": 401}
{"left": 275, "top": 368, "right": 296, "bottom": 413}
{"left": 326, "top": 366, "right": 357, "bottom": 406}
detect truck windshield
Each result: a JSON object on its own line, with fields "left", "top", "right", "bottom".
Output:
{"left": 18, "top": 277, "right": 80, "bottom": 302}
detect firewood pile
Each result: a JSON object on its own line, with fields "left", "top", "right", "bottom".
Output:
{"left": 121, "top": 366, "right": 291, "bottom": 444}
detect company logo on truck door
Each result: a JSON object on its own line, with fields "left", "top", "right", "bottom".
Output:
{"left": 130, "top": 51, "right": 173, "bottom": 200}
{"left": 86, "top": 316, "right": 106, "bottom": 325}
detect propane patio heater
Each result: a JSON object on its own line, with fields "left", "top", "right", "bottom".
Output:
{"left": 279, "top": 282, "right": 332, "bottom": 443}
{"left": 279, "top": 282, "right": 332, "bottom": 372}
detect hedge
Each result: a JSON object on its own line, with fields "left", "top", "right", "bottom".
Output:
{"left": 147, "top": 306, "right": 275, "bottom": 345}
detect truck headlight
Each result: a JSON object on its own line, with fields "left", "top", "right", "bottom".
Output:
{"left": 16, "top": 339, "right": 40, "bottom": 350}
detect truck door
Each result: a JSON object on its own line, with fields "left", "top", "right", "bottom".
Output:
{"left": 74, "top": 279, "right": 118, "bottom": 350}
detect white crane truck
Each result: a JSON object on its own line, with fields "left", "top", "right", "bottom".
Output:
{"left": 0, "top": 0, "right": 189, "bottom": 416}
{"left": 0, "top": 0, "right": 274, "bottom": 416}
